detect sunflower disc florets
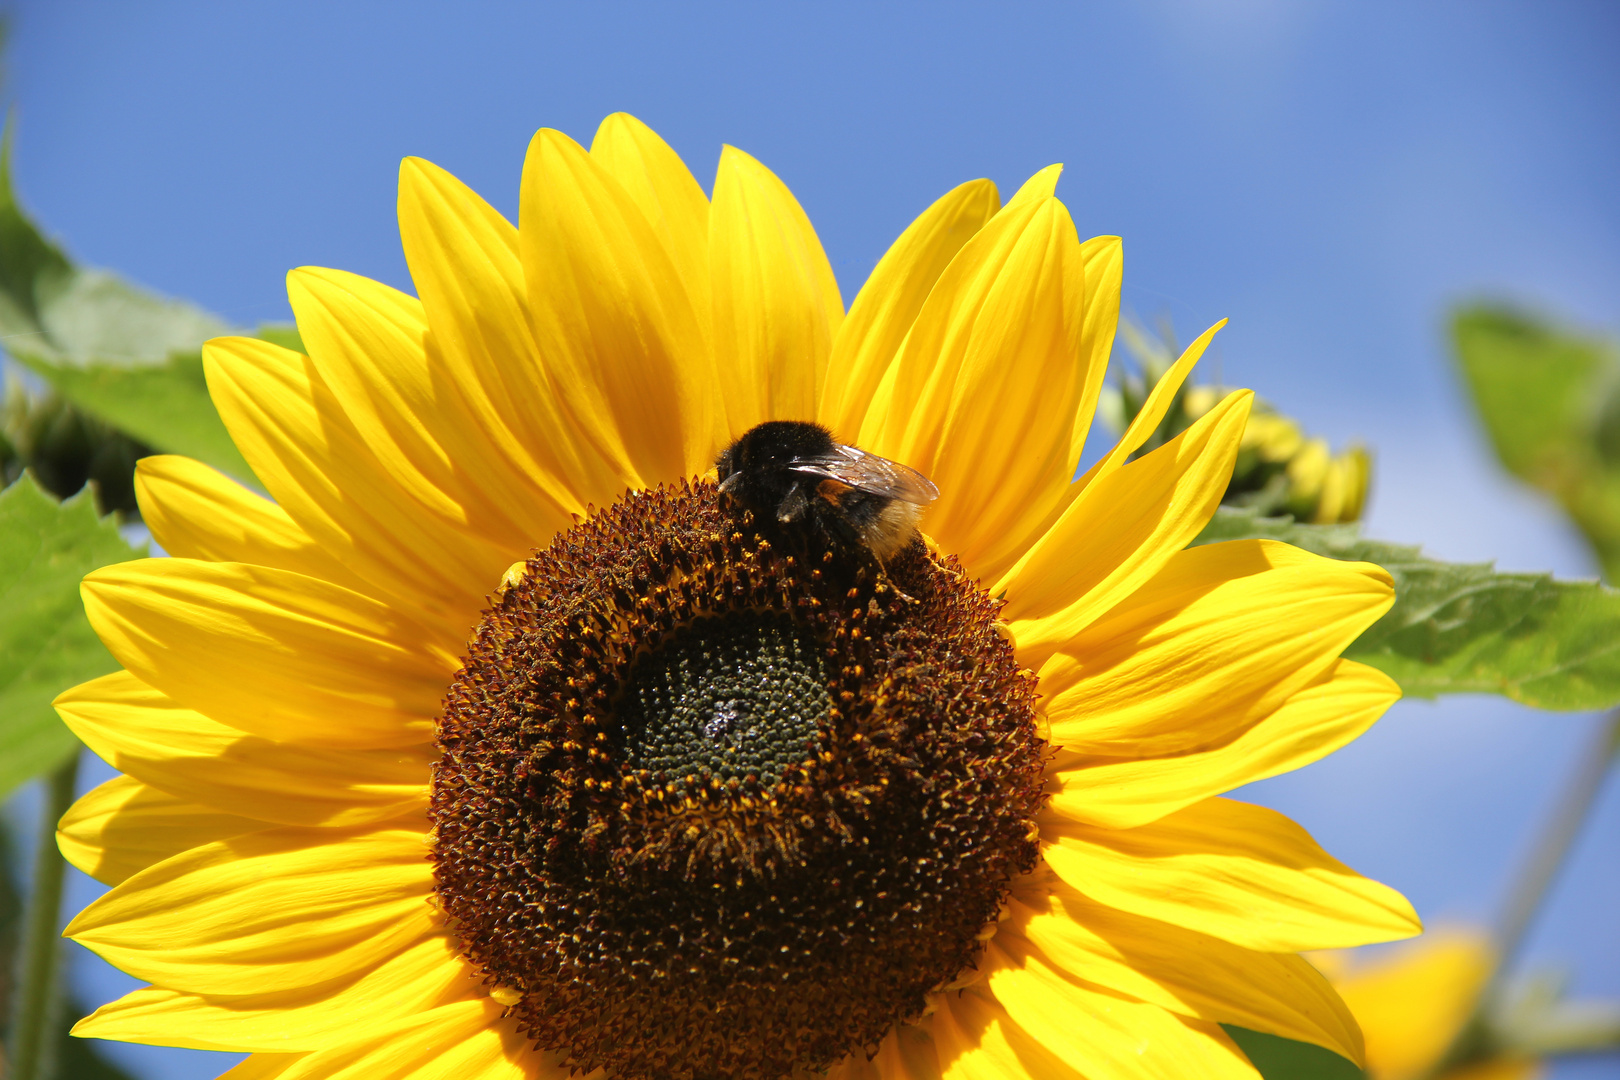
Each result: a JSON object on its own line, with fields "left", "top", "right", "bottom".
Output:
{"left": 430, "top": 479, "right": 1047, "bottom": 1080}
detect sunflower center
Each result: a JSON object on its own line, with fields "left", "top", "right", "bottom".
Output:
{"left": 430, "top": 481, "right": 1047, "bottom": 1080}
{"left": 618, "top": 612, "right": 830, "bottom": 790}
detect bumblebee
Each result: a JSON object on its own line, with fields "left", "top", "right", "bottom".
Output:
{"left": 714, "top": 420, "right": 940, "bottom": 562}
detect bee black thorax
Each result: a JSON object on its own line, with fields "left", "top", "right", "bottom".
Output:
{"left": 714, "top": 420, "right": 837, "bottom": 521}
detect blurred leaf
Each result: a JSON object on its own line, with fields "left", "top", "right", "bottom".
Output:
{"left": 1493, "top": 970, "right": 1620, "bottom": 1058}
{"left": 0, "top": 127, "right": 71, "bottom": 334}
{"left": 56, "top": 1020, "right": 140, "bottom": 1080}
{"left": 26, "top": 347, "right": 254, "bottom": 486}
{"left": 1454, "top": 306, "right": 1620, "bottom": 580}
{"left": 0, "top": 476, "right": 140, "bottom": 799}
{"left": 1195, "top": 506, "right": 1620, "bottom": 710}
{"left": 1223, "top": 1026, "right": 1363, "bottom": 1080}
{"left": 1453, "top": 308, "right": 1608, "bottom": 476}
{"left": 254, "top": 322, "right": 303, "bottom": 353}
{"left": 0, "top": 122, "right": 259, "bottom": 487}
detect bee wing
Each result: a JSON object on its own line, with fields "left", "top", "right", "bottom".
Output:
{"left": 788, "top": 444, "right": 940, "bottom": 505}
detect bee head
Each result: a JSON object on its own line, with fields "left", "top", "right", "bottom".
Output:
{"left": 715, "top": 421, "right": 838, "bottom": 512}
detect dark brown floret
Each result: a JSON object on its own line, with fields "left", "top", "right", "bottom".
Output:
{"left": 430, "top": 480, "right": 1046, "bottom": 1080}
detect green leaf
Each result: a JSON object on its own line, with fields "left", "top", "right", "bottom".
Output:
{"left": 1453, "top": 305, "right": 1620, "bottom": 581}
{"left": 19, "top": 346, "right": 256, "bottom": 486}
{"left": 1453, "top": 306, "right": 1612, "bottom": 482}
{"left": 1223, "top": 1026, "right": 1364, "bottom": 1080}
{"left": 0, "top": 475, "right": 141, "bottom": 798}
{"left": 0, "top": 124, "right": 71, "bottom": 332}
{"left": 254, "top": 322, "right": 304, "bottom": 353}
{"left": 55, "top": 1014, "right": 142, "bottom": 1080}
{"left": 1194, "top": 506, "right": 1620, "bottom": 710}
{"left": 0, "top": 120, "right": 260, "bottom": 487}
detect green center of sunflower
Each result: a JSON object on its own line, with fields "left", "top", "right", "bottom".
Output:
{"left": 618, "top": 612, "right": 830, "bottom": 790}
{"left": 430, "top": 481, "right": 1047, "bottom": 1080}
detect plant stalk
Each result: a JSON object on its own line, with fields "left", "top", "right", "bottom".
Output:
{"left": 1496, "top": 710, "right": 1620, "bottom": 971}
{"left": 1428, "top": 709, "right": 1620, "bottom": 1076}
{"left": 8, "top": 754, "right": 79, "bottom": 1080}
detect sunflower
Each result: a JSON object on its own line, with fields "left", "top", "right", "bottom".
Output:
{"left": 56, "top": 113, "right": 1418, "bottom": 1080}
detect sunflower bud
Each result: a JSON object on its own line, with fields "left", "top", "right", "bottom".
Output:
{"left": 1105, "top": 320, "right": 1373, "bottom": 524}
{"left": 0, "top": 374, "right": 149, "bottom": 515}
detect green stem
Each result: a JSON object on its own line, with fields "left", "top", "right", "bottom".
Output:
{"left": 1495, "top": 710, "right": 1620, "bottom": 972}
{"left": 8, "top": 753, "right": 79, "bottom": 1080}
{"left": 1428, "top": 709, "right": 1620, "bottom": 1076}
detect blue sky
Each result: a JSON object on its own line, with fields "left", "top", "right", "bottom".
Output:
{"left": 5, "top": 2, "right": 1618, "bottom": 1077}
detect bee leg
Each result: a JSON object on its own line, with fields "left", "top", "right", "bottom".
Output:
{"left": 885, "top": 577, "right": 919, "bottom": 606}
{"left": 864, "top": 545, "right": 919, "bottom": 605}
{"left": 819, "top": 509, "right": 862, "bottom": 551}
{"left": 777, "top": 481, "right": 810, "bottom": 524}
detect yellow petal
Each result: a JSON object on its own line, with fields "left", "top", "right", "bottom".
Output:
{"left": 1067, "top": 234, "right": 1124, "bottom": 465}
{"left": 930, "top": 984, "right": 1084, "bottom": 1080}
{"left": 1033, "top": 540, "right": 1395, "bottom": 757}
{"left": 997, "top": 387, "right": 1252, "bottom": 647}
{"left": 1109, "top": 321, "right": 1228, "bottom": 472}
{"left": 57, "top": 671, "right": 430, "bottom": 827}
{"left": 826, "top": 1022, "right": 942, "bottom": 1080}
{"left": 288, "top": 267, "right": 573, "bottom": 565}
{"left": 134, "top": 456, "right": 370, "bottom": 596}
{"left": 521, "top": 128, "right": 718, "bottom": 482}
{"left": 855, "top": 196, "right": 1099, "bottom": 581}
{"left": 81, "top": 559, "right": 451, "bottom": 749}
{"left": 983, "top": 938, "right": 1259, "bottom": 1080}
{"left": 1040, "top": 797, "right": 1420, "bottom": 951}
{"left": 1445, "top": 1062, "right": 1544, "bottom": 1080}
{"left": 1005, "top": 871, "right": 1364, "bottom": 1064}
{"left": 819, "top": 179, "right": 1000, "bottom": 437}
{"left": 902, "top": 231, "right": 1121, "bottom": 583}
{"left": 1005, "top": 164, "right": 1063, "bottom": 207}
{"left": 201, "top": 335, "right": 491, "bottom": 644}
{"left": 1025, "top": 318, "right": 1225, "bottom": 533}
{"left": 65, "top": 816, "right": 435, "bottom": 995}
{"left": 72, "top": 934, "right": 482, "bottom": 1052}
{"left": 709, "top": 145, "right": 844, "bottom": 432}
{"left": 1327, "top": 928, "right": 1496, "bottom": 1080}
{"left": 931, "top": 231, "right": 1123, "bottom": 582}
{"left": 1048, "top": 658, "right": 1399, "bottom": 828}
{"left": 590, "top": 112, "right": 711, "bottom": 335}
{"left": 219, "top": 1056, "right": 302, "bottom": 1080}
{"left": 397, "top": 155, "right": 620, "bottom": 516}
{"left": 57, "top": 775, "right": 266, "bottom": 886}
{"left": 218, "top": 999, "right": 548, "bottom": 1080}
